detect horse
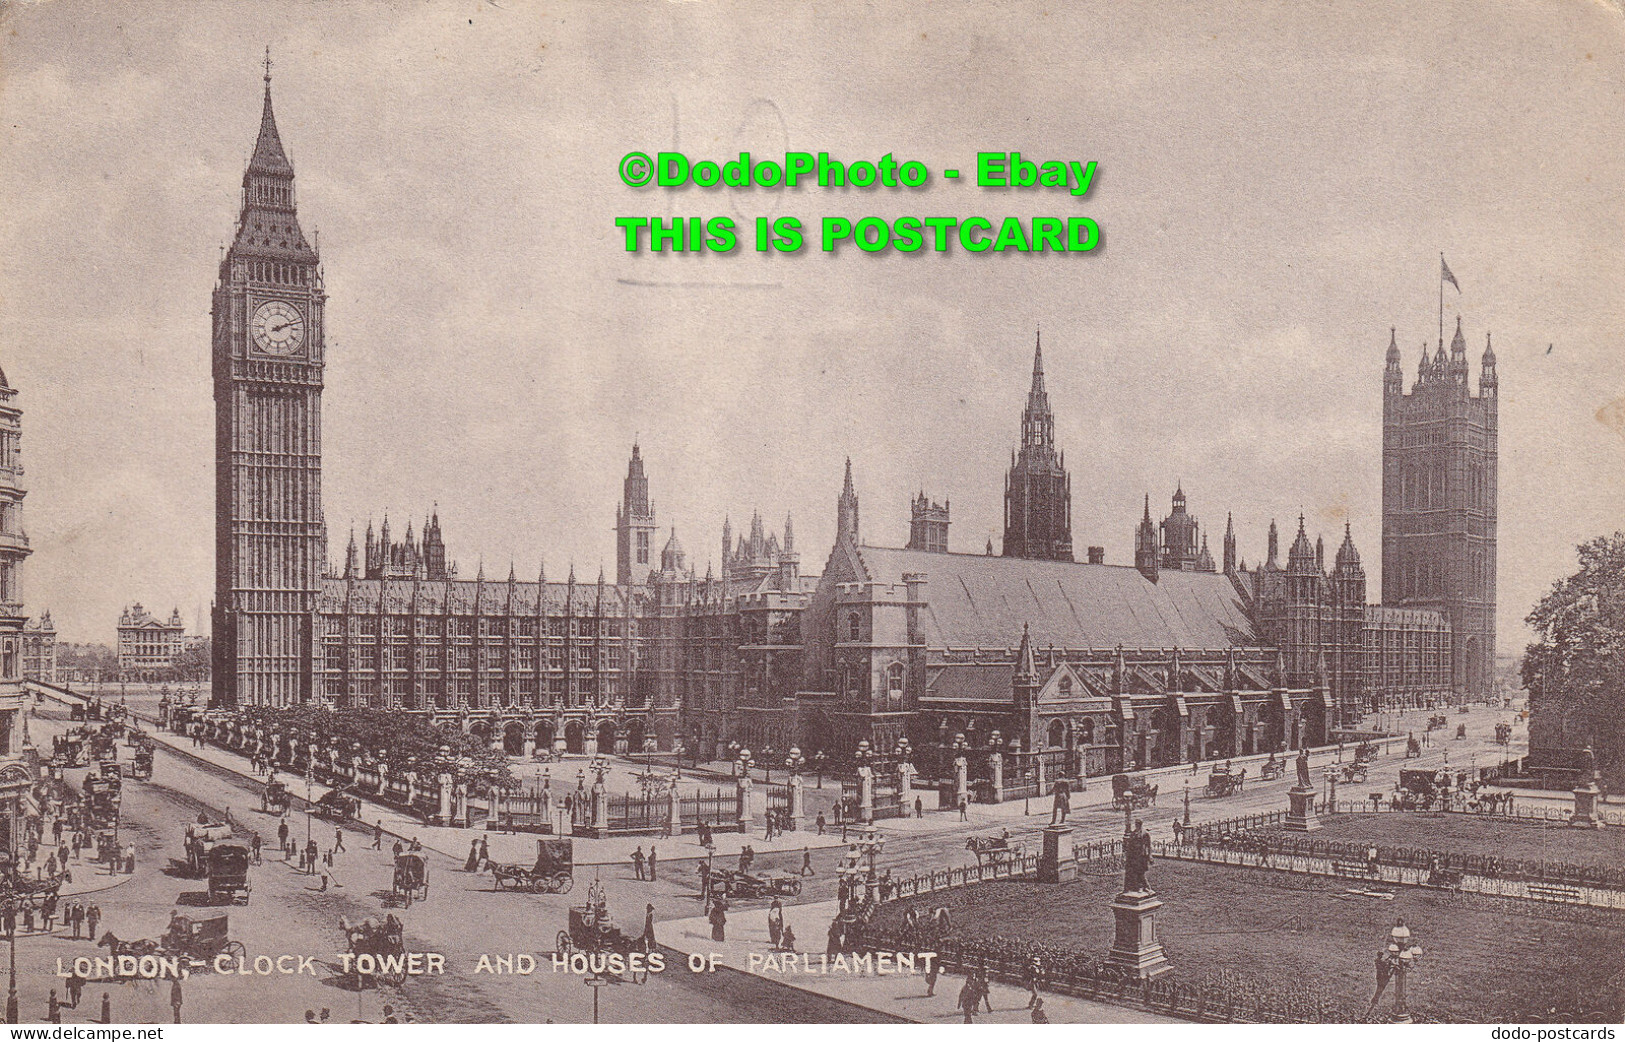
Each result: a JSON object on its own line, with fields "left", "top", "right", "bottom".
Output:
{"left": 97, "top": 931, "right": 159, "bottom": 959}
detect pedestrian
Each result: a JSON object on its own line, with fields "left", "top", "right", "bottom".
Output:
{"left": 393, "top": 840, "right": 404, "bottom": 859}
{"left": 709, "top": 898, "right": 727, "bottom": 942}
{"left": 42, "top": 896, "right": 56, "bottom": 932}
{"left": 23, "top": 906, "right": 34, "bottom": 934}
{"left": 958, "top": 795, "right": 969, "bottom": 822}
{"left": 305, "top": 839, "right": 319, "bottom": 874}
{"left": 278, "top": 819, "right": 290, "bottom": 857}
{"left": 334, "top": 827, "right": 346, "bottom": 854}
{"left": 477, "top": 836, "right": 489, "bottom": 869}
{"left": 925, "top": 955, "right": 939, "bottom": 996}
{"left": 170, "top": 977, "right": 183, "bottom": 1023}
{"left": 801, "top": 846, "right": 814, "bottom": 876}
{"left": 1025, "top": 954, "right": 1043, "bottom": 1008}
{"left": 979, "top": 966, "right": 994, "bottom": 1012}
{"left": 648, "top": 846, "right": 657, "bottom": 881}
{"left": 251, "top": 833, "right": 263, "bottom": 865}
{"left": 124, "top": 844, "right": 137, "bottom": 874}
{"left": 642, "top": 903, "right": 656, "bottom": 946}
{"left": 52, "top": 818, "right": 63, "bottom": 844}
{"left": 100, "top": 992, "right": 111, "bottom": 1025}
{"left": 815, "top": 812, "right": 826, "bottom": 836}
{"left": 464, "top": 840, "right": 481, "bottom": 873}
{"left": 631, "top": 847, "right": 646, "bottom": 881}
{"left": 915, "top": 796, "right": 923, "bottom": 819}
{"left": 48, "top": 989, "right": 61, "bottom": 1024}
{"left": 780, "top": 922, "right": 797, "bottom": 953}
{"left": 767, "top": 898, "right": 784, "bottom": 948}
{"left": 372, "top": 821, "right": 383, "bottom": 850}
{"left": 71, "top": 903, "right": 84, "bottom": 940}
{"left": 66, "top": 969, "right": 83, "bottom": 1009}
{"left": 958, "top": 978, "right": 977, "bottom": 1024}
{"left": 86, "top": 904, "right": 100, "bottom": 941}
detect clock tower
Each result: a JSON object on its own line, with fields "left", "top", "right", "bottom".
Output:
{"left": 212, "top": 56, "right": 327, "bottom": 707}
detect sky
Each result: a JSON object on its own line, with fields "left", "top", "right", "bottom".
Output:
{"left": 1, "top": 0, "right": 1622, "bottom": 647}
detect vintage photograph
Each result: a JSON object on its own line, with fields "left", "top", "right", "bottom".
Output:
{"left": 0, "top": 0, "right": 1622, "bottom": 1027}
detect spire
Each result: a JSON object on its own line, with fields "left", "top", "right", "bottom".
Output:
{"left": 1385, "top": 327, "right": 1400, "bottom": 364}
{"left": 248, "top": 49, "right": 294, "bottom": 178}
{"left": 782, "top": 512, "right": 795, "bottom": 554}
{"left": 1335, "top": 520, "right": 1363, "bottom": 571}
{"left": 1015, "top": 622, "right": 1037, "bottom": 681}
{"left": 1223, "top": 512, "right": 1237, "bottom": 573}
{"left": 538, "top": 559, "right": 547, "bottom": 584}
{"left": 1450, "top": 315, "right": 1466, "bottom": 355}
{"left": 1143, "top": 493, "right": 1152, "bottom": 521}
{"left": 1266, "top": 519, "right": 1280, "bottom": 570}
{"left": 837, "top": 458, "right": 860, "bottom": 543}
{"left": 1030, "top": 331, "right": 1046, "bottom": 397}
{"left": 508, "top": 562, "right": 516, "bottom": 583}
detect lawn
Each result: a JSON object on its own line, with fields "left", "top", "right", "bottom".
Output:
{"left": 1267, "top": 812, "right": 1625, "bottom": 872}
{"left": 873, "top": 860, "right": 1625, "bottom": 1023}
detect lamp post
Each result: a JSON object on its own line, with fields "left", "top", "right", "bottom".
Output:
{"left": 761, "top": 746, "right": 775, "bottom": 785}
{"left": 812, "top": 751, "right": 826, "bottom": 790}
{"left": 1183, "top": 779, "right": 1192, "bottom": 826}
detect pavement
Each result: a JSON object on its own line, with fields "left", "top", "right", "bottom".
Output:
{"left": 659, "top": 899, "right": 1177, "bottom": 1025}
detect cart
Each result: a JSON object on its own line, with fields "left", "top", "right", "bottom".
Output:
{"left": 393, "top": 852, "right": 429, "bottom": 907}
{"left": 556, "top": 898, "right": 651, "bottom": 982}
{"left": 184, "top": 821, "right": 235, "bottom": 877}
{"left": 1258, "top": 757, "right": 1286, "bottom": 782}
{"left": 343, "top": 915, "right": 406, "bottom": 986}
{"left": 127, "top": 747, "right": 154, "bottom": 781}
{"left": 261, "top": 779, "right": 291, "bottom": 815}
{"left": 710, "top": 868, "right": 803, "bottom": 898}
{"left": 207, "top": 841, "right": 253, "bottom": 905}
{"left": 1111, "top": 774, "right": 1158, "bottom": 810}
{"left": 162, "top": 914, "right": 246, "bottom": 964}
{"left": 492, "top": 838, "right": 575, "bottom": 894}
{"left": 314, "top": 788, "right": 360, "bottom": 822}
{"left": 1205, "top": 768, "right": 1245, "bottom": 797}
{"left": 1339, "top": 762, "right": 1369, "bottom": 784}
{"left": 965, "top": 836, "right": 1024, "bottom": 866}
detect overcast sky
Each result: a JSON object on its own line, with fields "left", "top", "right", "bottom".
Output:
{"left": 1, "top": 0, "right": 1622, "bottom": 647}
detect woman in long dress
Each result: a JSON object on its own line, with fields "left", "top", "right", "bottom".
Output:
{"left": 766, "top": 899, "right": 783, "bottom": 948}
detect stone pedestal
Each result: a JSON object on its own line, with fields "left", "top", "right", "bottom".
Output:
{"left": 1106, "top": 890, "right": 1171, "bottom": 979}
{"left": 736, "top": 777, "right": 754, "bottom": 834}
{"left": 953, "top": 757, "right": 970, "bottom": 809}
{"left": 857, "top": 766, "right": 875, "bottom": 824}
{"left": 1037, "top": 824, "right": 1077, "bottom": 884}
{"left": 1284, "top": 786, "right": 1321, "bottom": 832}
{"left": 1571, "top": 785, "right": 1605, "bottom": 828}
{"left": 787, "top": 774, "right": 805, "bottom": 831}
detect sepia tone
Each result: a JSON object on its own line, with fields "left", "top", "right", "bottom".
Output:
{"left": 1, "top": 0, "right": 1622, "bottom": 1027}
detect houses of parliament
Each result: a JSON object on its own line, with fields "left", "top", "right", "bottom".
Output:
{"left": 213, "top": 71, "right": 1497, "bottom": 771}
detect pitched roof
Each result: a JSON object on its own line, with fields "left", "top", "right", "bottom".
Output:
{"left": 851, "top": 545, "right": 1257, "bottom": 650}
{"left": 249, "top": 86, "right": 295, "bottom": 178}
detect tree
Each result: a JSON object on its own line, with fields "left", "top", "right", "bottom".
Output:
{"left": 170, "top": 638, "right": 211, "bottom": 681}
{"left": 1523, "top": 532, "right": 1625, "bottom": 777}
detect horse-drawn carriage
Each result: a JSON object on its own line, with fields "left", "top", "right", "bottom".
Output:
{"left": 88, "top": 734, "right": 118, "bottom": 762}
{"left": 1205, "top": 766, "right": 1246, "bottom": 797}
{"left": 314, "top": 788, "right": 360, "bottom": 822}
{"left": 127, "top": 746, "right": 154, "bottom": 781}
{"left": 393, "top": 852, "right": 429, "bottom": 907}
{"left": 184, "top": 820, "right": 235, "bottom": 877}
{"left": 162, "top": 913, "right": 246, "bottom": 964}
{"left": 492, "top": 838, "right": 575, "bottom": 894}
{"left": 261, "top": 779, "right": 291, "bottom": 815}
{"left": 207, "top": 841, "right": 253, "bottom": 905}
{"left": 342, "top": 915, "right": 406, "bottom": 986}
{"left": 709, "top": 868, "right": 804, "bottom": 898}
{"left": 1337, "top": 761, "right": 1369, "bottom": 784}
{"left": 1393, "top": 768, "right": 1451, "bottom": 810}
{"left": 1259, "top": 755, "right": 1286, "bottom": 781}
{"left": 965, "top": 835, "right": 1025, "bottom": 866}
{"left": 1111, "top": 774, "right": 1158, "bottom": 810}
{"left": 555, "top": 887, "right": 651, "bottom": 982}
{"left": 51, "top": 733, "right": 86, "bottom": 768}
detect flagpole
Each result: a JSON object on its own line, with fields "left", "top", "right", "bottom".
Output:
{"left": 1438, "top": 252, "right": 1444, "bottom": 352}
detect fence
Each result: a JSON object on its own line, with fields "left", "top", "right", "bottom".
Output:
{"left": 681, "top": 790, "right": 738, "bottom": 832}
{"left": 1327, "top": 798, "right": 1625, "bottom": 827}
{"left": 1202, "top": 827, "right": 1625, "bottom": 891}
{"left": 606, "top": 794, "right": 667, "bottom": 833}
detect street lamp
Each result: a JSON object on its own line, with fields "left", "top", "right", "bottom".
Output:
{"left": 761, "top": 746, "right": 775, "bottom": 785}
{"left": 812, "top": 750, "right": 827, "bottom": 790}
{"left": 785, "top": 747, "right": 805, "bottom": 781}
{"left": 1183, "top": 779, "right": 1191, "bottom": 826}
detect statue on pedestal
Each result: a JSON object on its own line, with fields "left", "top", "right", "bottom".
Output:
{"left": 1296, "top": 745, "right": 1312, "bottom": 790}
{"left": 1123, "top": 820, "right": 1152, "bottom": 893}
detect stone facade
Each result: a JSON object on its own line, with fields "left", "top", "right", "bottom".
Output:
{"left": 0, "top": 366, "right": 37, "bottom": 853}
{"left": 117, "top": 604, "right": 187, "bottom": 672}
{"left": 22, "top": 610, "right": 55, "bottom": 684}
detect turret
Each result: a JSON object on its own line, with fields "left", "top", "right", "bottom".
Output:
{"left": 1134, "top": 494, "right": 1159, "bottom": 582}
{"left": 1448, "top": 315, "right": 1469, "bottom": 390}
{"left": 1265, "top": 519, "right": 1280, "bottom": 571}
{"left": 1222, "top": 512, "right": 1238, "bottom": 573}
{"left": 1383, "top": 327, "right": 1404, "bottom": 400}
{"left": 1287, "top": 516, "right": 1317, "bottom": 576}
{"left": 1480, "top": 331, "right": 1498, "bottom": 398}
{"left": 837, "top": 458, "right": 860, "bottom": 544}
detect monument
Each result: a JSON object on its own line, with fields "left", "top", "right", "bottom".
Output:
{"left": 1105, "top": 819, "right": 1170, "bottom": 979}
{"left": 1284, "top": 745, "right": 1322, "bottom": 832}
{"left": 1571, "top": 744, "right": 1605, "bottom": 829}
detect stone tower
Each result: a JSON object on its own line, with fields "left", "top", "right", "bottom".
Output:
{"left": 1382, "top": 316, "right": 1498, "bottom": 697}
{"left": 212, "top": 56, "right": 327, "bottom": 707}
{"left": 616, "top": 443, "right": 657, "bottom": 586}
{"left": 907, "top": 492, "right": 950, "bottom": 553}
{"left": 1002, "top": 334, "right": 1073, "bottom": 561}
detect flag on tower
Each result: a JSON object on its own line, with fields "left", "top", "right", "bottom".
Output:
{"left": 1441, "top": 255, "right": 1460, "bottom": 292}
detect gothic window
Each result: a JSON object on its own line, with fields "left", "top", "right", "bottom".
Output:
{"left": 1047, "top": 719, "right": 1066, "bottom": 749}
{"left": 1059, "top": 675, "right": 1073, "bottom": 697}
{"left": 886, "top": 663, "right": 905, "bottom": 707}
{"left": 637, "top": 530, "right": 650, "bottom": 565}
{"left": 848, "top": 614, "right": 862, "bottom": 642}
{"left": 1080, "top": 718, "right": 1096, "bottom": 745}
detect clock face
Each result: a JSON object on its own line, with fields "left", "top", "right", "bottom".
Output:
{"left": 251, "top": 300, "right": 306, "bottom": 357}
